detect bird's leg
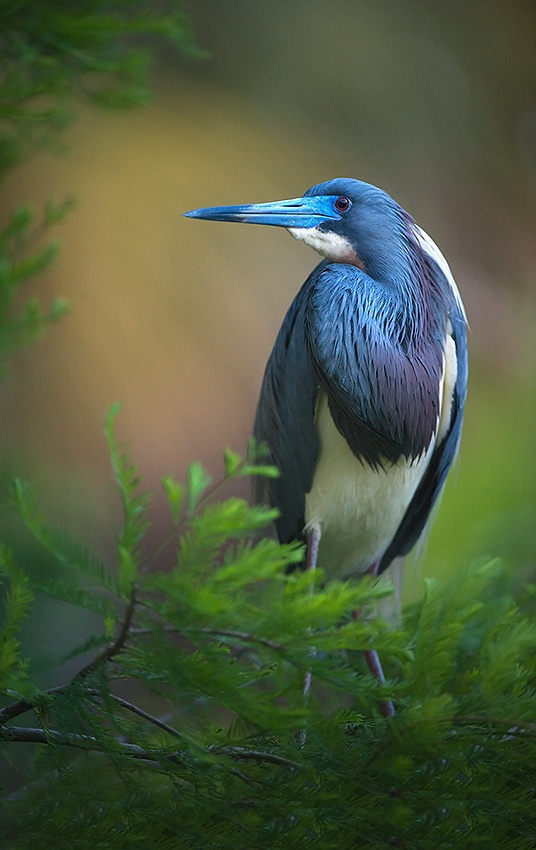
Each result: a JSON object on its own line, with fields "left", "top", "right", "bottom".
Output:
{"left": 353, "top": 560, "right": 395, "bottom": 718}
{"left": 306, "top": 526, "right": 321, "bottom": 571}
{"left": 302, "top": 527, "right": 320, "bottom": 701}
{"left": 298, "top": 528, "right": 320, "bottom": 747}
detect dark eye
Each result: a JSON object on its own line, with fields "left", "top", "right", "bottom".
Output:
{"left": 334, "top": 196, "right": 351, "bottom": 212}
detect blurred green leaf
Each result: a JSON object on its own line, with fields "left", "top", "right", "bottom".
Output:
{"left": 0, "top": 547, "right": 32, "bottom": 690}
{"left": 161, "top": 474, "right": 185, "bottom": 524}
{"left": 222, "top": 447, "right": 242, "bottom": 477}
{"left": 104, "top": 403, "right": 150, "bottom": 580}
{"left": 186, "top": 460, "right": 212, "bottom": 516}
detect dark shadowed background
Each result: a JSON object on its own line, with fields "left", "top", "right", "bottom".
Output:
{"left": 1, "top": 0, "right": 534, "bottom": 625}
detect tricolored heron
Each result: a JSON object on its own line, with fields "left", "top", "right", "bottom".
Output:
{"left": 184, "top": 178, "right": 468, "bottom": 716}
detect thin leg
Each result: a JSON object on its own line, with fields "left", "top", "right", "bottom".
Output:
{"left": 306, "top": 526, "right": 320, "bottom": 572}
{"left": 303, "top": 527, "right": 320, "bottom": 701}
{"left": 299, "top": 528, "right": 320, "bottom": 746}
{"left": 353, "top": 560, "right": 395, "bottom": 718}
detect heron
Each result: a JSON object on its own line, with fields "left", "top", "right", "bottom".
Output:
{"left": 184, "top": 178, "right": 468, "bottom": 716}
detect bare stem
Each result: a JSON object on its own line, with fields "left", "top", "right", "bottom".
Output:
{"left": 0, "top": 726, "right": 302, "bottom": 771}
{"left": 0, "top": 686, "right": 66, "bottom": 724}
{"left": 72, "top": 587, "right": 137, "bottom": 683}
{"left": 194, "top": 628, "right": 283, "bottom": 653}
{"left": 0, "top": 725, "right": 180, "bottom": 763}
{"left": 130, "top": 624, "right": 284, "bottom": 653}
{"left": 210, "top": 746, "right": 301, "bottom": 769}
{"left": 92, "top": 692, "right": 183, "bottom": 741}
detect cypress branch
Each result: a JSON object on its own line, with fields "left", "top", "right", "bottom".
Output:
{"left": 2, "top": 425, "right": 536, "bottom": 847}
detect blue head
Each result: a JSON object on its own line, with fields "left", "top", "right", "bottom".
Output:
{"left": 184, "top": 178, "right": 409, "bottom": 282}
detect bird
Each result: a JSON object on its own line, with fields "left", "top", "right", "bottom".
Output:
{"left": 184, "top": 178, "right": 468, "bottom": 716}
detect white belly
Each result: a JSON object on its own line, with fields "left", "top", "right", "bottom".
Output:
{"left": 304, "top": 394, "right": 434, "bottom": 581}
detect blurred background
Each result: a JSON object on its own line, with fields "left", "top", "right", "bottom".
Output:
{"left": 0, "top": 0, "right": 534, "bottom": 614}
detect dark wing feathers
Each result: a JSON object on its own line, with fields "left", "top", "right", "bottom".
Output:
{"left": 253, "top": 276, "right": 320, "bottom": 544}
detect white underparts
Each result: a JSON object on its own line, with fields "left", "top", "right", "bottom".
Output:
{"left": 304, "top": 328, "right": 458, "bottom": 581}
{"left": 304, "top": 394, "right": 434, "bottom": 580}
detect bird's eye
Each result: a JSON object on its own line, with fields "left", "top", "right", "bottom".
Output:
{"left": 334, "top": 196, "right": 351, "bottom": 212}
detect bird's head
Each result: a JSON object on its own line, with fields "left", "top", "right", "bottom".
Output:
{"left": 184, "top": 178, "right": 406, "bottom": 273}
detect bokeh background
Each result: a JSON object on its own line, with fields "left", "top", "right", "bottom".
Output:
{"left": 1, "top": 0, "right": 535, "bottom": 615}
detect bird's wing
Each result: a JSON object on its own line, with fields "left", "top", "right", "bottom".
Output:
{"left": 253, "top": 274, "right": 320, "bottom": 544}
{"left": 378, "top": 288, "right": 468, "bottom": 573}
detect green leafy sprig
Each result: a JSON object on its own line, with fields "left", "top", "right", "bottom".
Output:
{"left": 0, "top": 408, "right": 535, "bottom": 848}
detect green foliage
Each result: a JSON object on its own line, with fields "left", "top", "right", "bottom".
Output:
{"left": 0, "top": 0, "right": 199, "bottom": 373}
{"left": 0, "top": 200, "right": 71, "bottom": 375}
{"left": 0, "top": 548, "right": 32, "bottom": 692}
{"left": 0, "top": 0, "right": 200, "bottom": 170}
{"left": 0, "top": 412, "right": 535, "bottom": 848}
{"left": 1, "top": 4, "right": 535, "bottom": 847}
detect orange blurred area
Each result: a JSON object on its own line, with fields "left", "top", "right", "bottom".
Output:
{"left": 0, "top": 0, "right": 534, "bottom": 574}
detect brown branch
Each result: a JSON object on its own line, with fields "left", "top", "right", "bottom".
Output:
{"left": 0, "top": 592, "right": 139, "bottom": 726}
{"left": 0, "top": 726, "right": 302, "bottom": 771}
{"left": 92, "top": 692, "right": 183, "bottom": 741}
{"left": 131, "top": 624, "right": 283, "bottom": 653}
{"left": 0, "top": 685, "right": 66, "bottom": 724}
{"left": 71, "top": 587, "right": 137, "bottom": 683}
{"left": 0, "top": 725, "right": 178, "bottom": 762}
{"left": 1, "top": 686, "right": 184, "bottom": 753}
{"left": 210, "top": 746, "right": 301, "bottom": 769}
{"left": 195, "top": 628, "right": 284, "bottom": 653}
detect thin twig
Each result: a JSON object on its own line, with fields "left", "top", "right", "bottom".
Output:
{"left": 0, "top": 725, "right": 179, "bottom": 762}
{"left": 0, "top": 684, "right": 183, "bottom": 745}
{"left": 131, "top": 624, "right": 284, "bottom": 653}
{"left": 227, "top": 766, "right": 263, "bottom": 788}
{"left": 0, "top": 685, "right": 66, "bottom": 724}
{"left": 90, "top": 691, "right": 183, "bottom": 741}
{"left": 71, "top": 587, "right": 137, "bottom": 683}
{"left": 130, "top": 625, "right": 174, "bottom": 636}
{"left": 195, "top": 628, "right": 283, "bottom": 653}
{"left": 210, "top": 746, "right": 301, "bottom": 769}
{"left": 0, "top": 726, "right": 302, "bottom": 771}
{"left": 0, "top": 682, "right": 180, "bottom": 749}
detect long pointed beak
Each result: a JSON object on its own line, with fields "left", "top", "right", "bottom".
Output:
{"left": 183, "top": 195, "right": 340, "bottom": 229}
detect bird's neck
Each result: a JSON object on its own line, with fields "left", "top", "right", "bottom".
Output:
{"left": 363, "top": 227, "right": 441, "bottom": 346}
